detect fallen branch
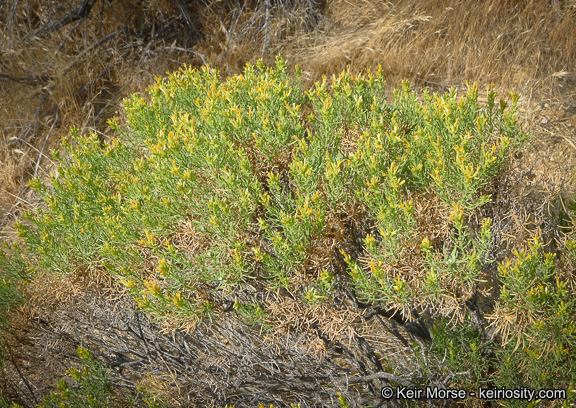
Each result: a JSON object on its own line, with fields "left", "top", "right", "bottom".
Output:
{"left": 24, "top": 0, "right": 100, "bottom": 41}
{"left": 164, "top": 46, "right": 207, "bottom": 66}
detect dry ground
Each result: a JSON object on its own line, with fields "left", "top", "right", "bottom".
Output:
{"left": 1, "top": 0, "right": 576, "bottom": 406}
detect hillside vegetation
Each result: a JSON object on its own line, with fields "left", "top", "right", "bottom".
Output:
{"left": 1, "top": 1, "right": 576, "bottom": 407}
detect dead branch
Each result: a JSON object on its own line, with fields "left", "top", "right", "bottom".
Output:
{"left": 262, "top": 0, "right": 271, "bottom": 56}
{"left": 164, "top": 47, "right": 207, "bottom": 66}
{"left": 23, "top": 0, "right": 100, "bottom": 41}
{"left": 61, "top": 28, "right": 135, "bottom": 77}
{"left": 34, "top": 108, "right": 58, "bottom": 177}
{"left": 171, "top": 0, "right": 194, "bottom": 28}
{"left": 0, "top": 74, "right": 52, "bottom": 85}
{"left": 8, "top": 349, "right": 38, "bottom": 405}
{"left": 57, "top": 16, "right": 89, "bottom": 51}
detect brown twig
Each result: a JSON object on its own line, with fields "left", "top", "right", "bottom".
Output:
{"left": 163, "top": 47, "right": 207, "bottom": 66}
{"left": 23, "top": 0, "right": 100, "bottom": 41}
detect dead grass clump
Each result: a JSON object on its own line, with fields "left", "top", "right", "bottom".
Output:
{"left": 263, "top": 293, "right": 361, "bottom": 352}
{"left": 193, "top": 0, "right": 325, "bottom": 73}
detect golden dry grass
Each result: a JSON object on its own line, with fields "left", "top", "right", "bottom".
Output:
{"left": 287, "top": 0, "right": 576, "bottom": 96}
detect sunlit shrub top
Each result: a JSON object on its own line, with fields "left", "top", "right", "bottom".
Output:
{"left": 20, "top": 57, "right": 525, "bottom": 329}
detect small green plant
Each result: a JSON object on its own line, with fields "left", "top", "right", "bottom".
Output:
{"left": 337, "top": 392, "right": 351, "bottom": 408}
{"left": 488, "top": 237, "right": 576, "bottom": 394}
{"left": 0, "top": 243, "right": 30, "bottom": 369}
{"left": 426, "top": 318, "right": 490, "bottom": 388}
{"left": 233, "top": 298, "right": 269, "bottom": 330}
{"left": 0, "top": 396, "right": 23, "bottom": 408}
{"left": 39, "top": 346, "right": 167, "bottom": 408}
{"left": 40, "top": 346, "right": 114, "bottom": 408}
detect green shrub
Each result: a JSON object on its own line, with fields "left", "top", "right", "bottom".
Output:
{"left": 421, "top": 238, "right": 576, "bottom": 406}
{"left": 39, "top": 346, "right": 115, "bottom": 408}
{"left": 14, "top": 56, "right": 576, "bottom": 404}
{"left": 489, "top": 238, "right": 576, "bottom": 401}
{"left": 20, "top": 57, "right": 523, "bottom": 324}
{"left": 39, "top": 346, "right": 167, "bottom": 408}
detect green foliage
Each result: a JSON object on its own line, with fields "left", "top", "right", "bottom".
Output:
{"left": 19, "top": 57, "right": 524, "bottom": 328}
{"left": 21, "top": 57, "right": 310, "bottom": 327}
{"left": 0, "top": 243, "right": 30, "bottom": 369}
{"left": 427, "top": 318, "right": 489, "bottom": 388}
{"left": 0, "top": 396, "right": 23, "bottom": 408}
{"left": 337, "top": 392, "right": 351, "bottom": 408}
{"left": 39, "top": 346, "right": 168, "bottom": 408}
{"left": 14, "top": 56, "right": 576, "bottom": 403}
{"left": 233, "top": 298, "right": 269, "bottom": 330}
{"left": 489, "top": 238, "right": 576, "bottom": 395}
{"left": 332, "top": 79, "right": 520, "bottom": 316}
{"left": 424, "top": 236, "right": 576, "bottom": 406}
{"left": 40, "top": 346, "right": 114, "bottom": 408}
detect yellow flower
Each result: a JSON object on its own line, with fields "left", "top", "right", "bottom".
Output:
{"left": 449, "top": 204, "right": 465, "bottom": 225}
{"left": 421, "top": 237, "right": 432, "bottom": 253}
{"left": 462, "top": 164, "right": 479, "bottom": 181}
{"left": 173, "top": 292, "right": 184, "bottom": 307}
{"left": 157, "top": 258, "right": 169, "bottom": 275}
{"left": 76, "top": 346, "right": 91, "bottom": 360}
{"left": 411, "top": 163, "right": 423, "bottom": 174}
{"left": 121, "top": 279, "right": 136, "bottom": 289}
{"left": 143, "top": 280, "right": 163, "bottom": 298}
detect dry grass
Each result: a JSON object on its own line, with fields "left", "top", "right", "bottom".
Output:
{"left": 2, "top": 0, "right": 576, "bottom": 406}
{"left": 287, "top": 0, "right": 576, "bottom": 97}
